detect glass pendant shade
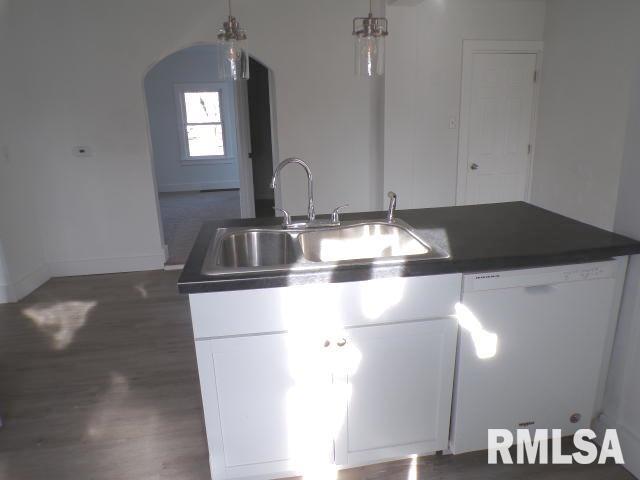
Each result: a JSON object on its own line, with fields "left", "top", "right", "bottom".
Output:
{"left": 352, "top": 1, "right": 388, "bottom": 78}
{"left": 217, "top": 33, "right": 249, "bottom": 81}
{"left": 216, "top": 0, "right": 249, "bottom": 81}
{"left": 355, "top": 34, "right": 385, "bottom": 77}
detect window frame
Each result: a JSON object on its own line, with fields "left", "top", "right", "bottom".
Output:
{"left": 174, "top": 83, "right": 231, "bottom": 164}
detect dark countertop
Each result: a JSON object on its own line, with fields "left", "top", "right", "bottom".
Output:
{"left": 178, "top": 202, "right": 640, "bottom": 294}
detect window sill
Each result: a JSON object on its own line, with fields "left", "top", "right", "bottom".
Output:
{"left": 180, "top": 156, "right": 234, "bottom": 166}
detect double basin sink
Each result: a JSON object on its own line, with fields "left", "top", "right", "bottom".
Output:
{"left": 202, "top": 219, "right": 449, "bottom": 276}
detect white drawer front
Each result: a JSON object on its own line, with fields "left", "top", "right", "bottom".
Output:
{"left": 189, "top": 273, "right": 462, "bottom": 339}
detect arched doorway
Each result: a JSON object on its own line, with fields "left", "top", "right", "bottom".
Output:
{"left": 144, "top": 45, "right": 277, "bottom": 266}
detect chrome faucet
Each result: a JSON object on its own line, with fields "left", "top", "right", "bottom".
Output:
{"left": 270, "top": 157, "right": 315, "bottom": 222}
{"left": 387, "top": 191, "right": 397, "bottom": 223}
{"left": 270, "top": 157, "right": 349, "bottom": 229}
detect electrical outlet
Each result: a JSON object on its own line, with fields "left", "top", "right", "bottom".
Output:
{"left": 73, "top": 146, "right": 93, "bottom": 158}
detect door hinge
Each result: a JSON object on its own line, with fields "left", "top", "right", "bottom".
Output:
{"left": 533, "top": 70, "right": 538, "bottom": 83}
{"left": 528, "top": 144, "right": 532, "bottom": 155}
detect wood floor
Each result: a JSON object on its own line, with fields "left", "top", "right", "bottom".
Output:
{"left": 0, "top": 270, "right": 635, "bottom": 480}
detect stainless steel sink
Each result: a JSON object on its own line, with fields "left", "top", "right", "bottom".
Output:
{"left": 298, "top": 222, "right": 430, "bottom": 262}
{"left": 201, "top": 219, "right": 449, "bottom": 276}
{"left": 216, "top": 230, "right": 301, "bottom": 268}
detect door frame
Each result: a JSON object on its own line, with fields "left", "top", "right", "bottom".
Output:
{"left": 268, "top": 69, "right": 282, "bottom": 211}
{"left": 235, "top": 80, "right": 256, "bottom": 218}
{"left": 455, "top": 40, "right": 544, "bottom": 206}
{"left": 235, "top": 62, "right": 281, "bottom": 217}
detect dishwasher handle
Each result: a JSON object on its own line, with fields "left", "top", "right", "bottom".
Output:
{"left": 523, "top": 284, "right": 557, "bottom": 295}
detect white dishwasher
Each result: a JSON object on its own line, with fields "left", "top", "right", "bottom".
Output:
{"left": 449, "top": 259, "right": 626, "bottom": 454}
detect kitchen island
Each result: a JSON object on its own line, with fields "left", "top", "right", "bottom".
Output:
{"left": 179, "top": 202, "right": 640, "bottom": 293}
{"left": 179, "top": 202, "right": 640, "bottom": 480}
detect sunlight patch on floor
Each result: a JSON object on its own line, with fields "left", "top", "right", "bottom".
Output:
{"left": 23, "top": 300, "right": 97, "bottom": 350}
{"left": 407, "top": 454, "right": 418, "bottom": 480}
{"left": 86, "top": 372, "right": 131, "bottom": 439}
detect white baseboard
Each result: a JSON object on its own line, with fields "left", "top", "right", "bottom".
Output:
{"left": 158, "top": 181, "right": 240, "bottom": 193}
{"left": 48, "top": 253, "right": 165, "bottom": 277}
{"left": 594, "top": 413, "right": 640, "bottom": 477}
{"left": 14, "top": 264, "right": 50, "bottom": 300}
{"left": 0, "top": 263, "right": 51, "bottom": 304}
{"left": 0, "top": 254, "right": 165, "bottom": 303}
{"left": 0, "top": 283, "right": 13, "bottom": 303}
{"left": 163, "top": 264, "right": 184, "bottom": 271}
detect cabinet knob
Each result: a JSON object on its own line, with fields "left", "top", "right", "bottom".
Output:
{"left": 470, "top": 163, "right": 479, "bottom": 170}
{"left": 323, "top": 340, "right": 331, "bottom": 348}
{"left": 337, "top": 338, "right": 347, "bottom": 347}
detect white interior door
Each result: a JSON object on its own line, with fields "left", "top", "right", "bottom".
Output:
{"left": 458, "top": 52, "right": 538, "bottom": 205}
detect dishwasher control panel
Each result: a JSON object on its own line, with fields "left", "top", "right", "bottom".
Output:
{"left": 464, "top": 260, "right": 617, "bottom": 292}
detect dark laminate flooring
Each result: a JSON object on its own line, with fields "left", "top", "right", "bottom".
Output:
{"left": 0, "top": 270, "right": 635, "bottom": 480}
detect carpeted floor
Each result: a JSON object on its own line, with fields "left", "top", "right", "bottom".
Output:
{"left": 159, "top": 190, "right": 241, "bottom": 265}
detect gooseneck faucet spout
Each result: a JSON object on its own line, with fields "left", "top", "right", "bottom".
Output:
{"left": 270, "top": 157, "right": 316, "bottom": 221}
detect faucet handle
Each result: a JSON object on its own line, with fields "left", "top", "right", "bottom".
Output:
{"left": 387, "top": 191, "right": 397, "bottom": 223}
{"left": 331, "top": 204, "right": 349, "bottom": 224}
{"left": 273, "top": 207, "right": 292, "bottom": 228}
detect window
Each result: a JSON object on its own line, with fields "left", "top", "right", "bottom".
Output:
{"left": 176, "top": 85, "right": 226, "bottom": 160}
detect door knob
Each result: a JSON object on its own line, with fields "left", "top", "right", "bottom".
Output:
{"left": 470, "top": 163, "right": 479, "bottom": 170}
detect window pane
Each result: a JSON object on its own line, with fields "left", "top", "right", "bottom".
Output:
{"left": 184, "top": 91, "right": 221, "bottom": 123}
{"left": 187, "top": 124, "right": 225, "bottom": 157}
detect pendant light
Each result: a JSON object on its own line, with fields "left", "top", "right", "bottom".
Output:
{"left": 352, "top": 0, "right": 388, "bottom": 77}
{"left": 217, "top": 0, "right": 249, "bottom": 81}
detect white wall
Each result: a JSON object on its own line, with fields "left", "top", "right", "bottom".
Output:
{"left": 531, "top": 0, "right": 640, "bottom": 230}
{"left": 145, "top": 45, "right": 240, "bottom": 193}
{"left": 0, "top": 0, "right": 10, "bottom": 300}
{"left": 0, "top": 241, "right": 10, "bottom": 303}
{"left": 0, "top": 0, "right": 49, "bottom": 301}
{"left": 601, "top": 54, "right": 640, "bottom": 478}
{"left": 1, "top": 0, "right": 386, "bottom": 289}
{"left": 384, "top": 0, "right": 546, "bottom": 209}
{"left": 238, "top": 0, "right": 385, "bottom": 214}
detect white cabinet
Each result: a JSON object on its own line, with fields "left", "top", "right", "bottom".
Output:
{"left": 335, "top": 319, "right": 458, "bottom": 466}
{"left": 195, "top": 318, "right": 458, "bottom": 479}
{"left": 195, "top": 333, "right": 296, "bottom": 479}
{"left": 189, "top": 274, "right": 462, "bottom": 480}
{"left": 450, "top": 259, "right": 627, "bottom": 454}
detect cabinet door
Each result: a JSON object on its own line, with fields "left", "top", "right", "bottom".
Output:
{"left": 195, "top": 333, "right": 296, "bottom": 479}
{"left": 334, "top": 319, "right": 458, "bottom": 466}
